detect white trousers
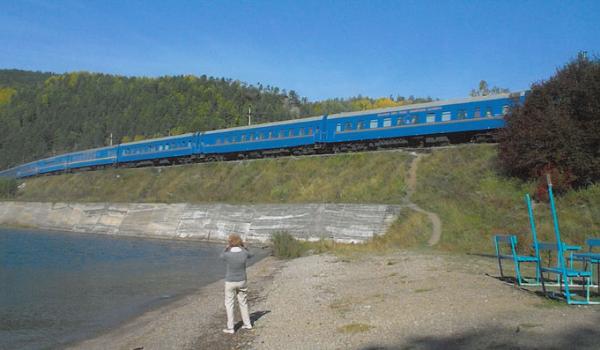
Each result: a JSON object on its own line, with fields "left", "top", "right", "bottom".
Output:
{"left": 224, "top": 280, "right": 251, "bottom": 330}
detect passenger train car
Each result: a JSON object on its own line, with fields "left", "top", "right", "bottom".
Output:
{"left": 0, "top": 92, "right": 526, "bottom": 178}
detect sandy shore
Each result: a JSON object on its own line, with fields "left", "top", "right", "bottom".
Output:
{"left": 69, "top": 250, "right": 600, "bottom": 350}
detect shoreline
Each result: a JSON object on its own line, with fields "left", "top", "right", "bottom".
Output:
{"left": 50, "top": 248, "right": 600, "bottom": 349}
{"left": 66, "top": 255, "right": 283, "bottom": 350}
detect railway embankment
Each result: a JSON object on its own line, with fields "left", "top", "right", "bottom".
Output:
{"left": 0, "top": 151, "right": 413, "bottom": 243}
{"left": 2, "top": 145, "right": 599, "bottom": 251}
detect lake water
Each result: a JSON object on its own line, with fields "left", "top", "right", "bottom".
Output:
{"left": 0, "top": 228, "right": 265, "bottom": 350}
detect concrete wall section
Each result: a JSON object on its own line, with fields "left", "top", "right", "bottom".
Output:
{"left": 0, "top": 202, "right": 401, "bottom": 243}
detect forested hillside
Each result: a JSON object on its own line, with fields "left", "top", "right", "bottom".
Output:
{"left": 0, "top": 69, "right": 433, "bottom": 169}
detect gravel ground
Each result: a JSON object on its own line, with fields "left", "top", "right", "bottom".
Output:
{"left": 69, "top": 250, "right": 600, "bottom": 350}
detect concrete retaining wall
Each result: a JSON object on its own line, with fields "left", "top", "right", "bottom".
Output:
{"left": 0, "top": 201, "right": 401, "bottom": 243}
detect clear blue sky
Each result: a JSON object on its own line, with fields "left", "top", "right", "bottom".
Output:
{"left": 1, "top": 0, "right": 599, "bottom": 101}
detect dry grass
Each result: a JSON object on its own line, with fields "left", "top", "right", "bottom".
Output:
{"left": 16, "top": 152, "right": 412, "bottom": 204}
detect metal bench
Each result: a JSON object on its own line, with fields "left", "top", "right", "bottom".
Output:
{"left": 537, "top": 176, "right": 596, "bottom": 305}
{"left": 570, "top": 238, "right": 600, "bottom": 293}
{"left": 493, "top": 234, "right": 539, "bottom": 286}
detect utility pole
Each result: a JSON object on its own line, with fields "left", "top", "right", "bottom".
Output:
{"left": 248, "top": 106, "right": 252, "bottom": 126}
{"left": 110, "top": 133, "right": 113, "bottom": 146}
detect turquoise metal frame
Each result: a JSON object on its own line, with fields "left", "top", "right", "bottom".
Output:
{"left": 525, "top": 194, "right": 581, "bottom": 287}
{"left": 570, "top": 238, "right": 600, "bottom": 293}
{"left": 525, "top": 194, "right": 542, "bottom": 285}
{"left": 538, "top": 176, "right": 596, "bottom": 305}
{"left": 493, "top": 234, "right": 539, "bottom": 285}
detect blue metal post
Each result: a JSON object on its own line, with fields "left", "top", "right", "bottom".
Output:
{"left": 525, "top": 194, "right": 541, "bottom": 283}
{"left": 547, "top": 175, "right": 574, "bottom": 303}
{"left": 547, "top": 176, "right": 564, "bottom": 267}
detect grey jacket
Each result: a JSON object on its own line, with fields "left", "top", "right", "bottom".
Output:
{"left": 220, "top": 248, "right": 253, "bottom": 282}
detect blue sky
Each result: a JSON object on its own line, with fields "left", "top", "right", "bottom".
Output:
{"left": 1, "top": 0, "right": 599, "bottom": 101}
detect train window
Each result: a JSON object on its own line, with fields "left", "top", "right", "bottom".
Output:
{"left": 426, "top": 113, "right": 436, "bottom": 123}
{"left": 457, "top": 110, "right": 466, "bottom": 120}
{"left": 474, "top": 107, "right": 481, "bottom": 118}
{"left": 442, "top": 112, "right": 451, "bottom": 122}
{"left": 502, "top": 105, "right": 510, "bottom": 115}
{"left": 307, "top": 127, "right": 313, "bottom": 135}
{"left": 289, "top": 129, "right": 295, "bottom": 136}
{"left": 336, "top": 123, "right": 342, "bottom": 133}
{"left": 485, "top": 107, "right": 492, "bottom": 117}
{"left": 369, "top": 120, "right": 378, "bottom": 129}
{"left": 299, "top": 128, "right": 305, "bottom": 136}
{"left": 258, "top": 132, "right": 264, "bottom": 140}
{"left": 159, "top": 145, "right": 164, "bottom": 151}
{"left": 344, "top": 122, "right": 352, "bottom": 131}
{"left": 383, "top": 118, "right": 391, "bottom": 127}
{"left": 216, "top": 138, "right": 221, "bottom": 144}
{"left": 279, "top": 130, "right": 286, "bottom": 138}
{"left": 396, "top": 118, "right": 403, "bottom": 126}
{"left": 248, "top": 132, "right": 254, "bottom": 140}
{"left": 240, "top": 134, "right": 246, "bottom": 142}
{"left": 357, "top": 121, "right": 365, "bottom": 129}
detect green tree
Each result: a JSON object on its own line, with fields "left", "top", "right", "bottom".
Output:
{"left": 498, "top": 53, "right": 600, "bottom": 191}
{"left": 470, "top": 80, "right": 509, "bottom": 97}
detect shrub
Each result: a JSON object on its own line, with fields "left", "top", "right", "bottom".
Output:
{"left": 270, "top": 231, "right": 308, "bottom": 259}
{"left": 498, "top": 53, "right": 600, "bottom": 191}
{"left": 0, "top": 177, "right": 18, "bottom": 198}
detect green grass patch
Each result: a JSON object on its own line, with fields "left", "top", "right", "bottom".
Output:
{"left": 15, "top": 152, "right": 411, "bottom": 204}
{"left": 0, "top": 177, "right": 17, "bottom": 199}
{"left": 300, "top": 208, "right": 432, "bottom": 258}
{"left": 271, "top": 231, "right": 309, "bottom": 259}
{"left": 337, "top": 323, "right": 374, "bottom": 334}
{"left": 412, "top": 144, "right": 600, "bottom": 254}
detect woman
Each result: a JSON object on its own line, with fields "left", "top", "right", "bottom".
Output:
{"left": 220, "top": 234, "right": 253, "bottom": 334}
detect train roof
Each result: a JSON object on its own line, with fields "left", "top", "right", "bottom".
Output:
{"left": 202, "top": 115, "right": 323, "bottom": 134}
{"left": 327, "top": 92, "right": 523, "bottom": 120}
{"left": 119, "top": 132, "right": 196, "bottom": 147}
{"left": 203, "top": 92, "right": 525, "bottom": 133}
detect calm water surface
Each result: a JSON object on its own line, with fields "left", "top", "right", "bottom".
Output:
{"left": 0, "top": 228, "right": 265, "bottom": 350}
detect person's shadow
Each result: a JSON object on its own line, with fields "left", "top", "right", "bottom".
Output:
{"left": 234, "top": 310, "right": 271, "bottom": 330}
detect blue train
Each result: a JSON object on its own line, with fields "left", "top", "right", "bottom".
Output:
{"left": 0, "top": 92, "right": 526, "bottom": 178}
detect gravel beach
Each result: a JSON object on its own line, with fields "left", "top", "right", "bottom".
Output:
{"left": 69, "top": 250, "right": 600, "bottom": 350}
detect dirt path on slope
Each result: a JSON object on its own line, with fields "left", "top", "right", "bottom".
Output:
{"left": 405, "top": 153, "right": 442, "bottom": 246}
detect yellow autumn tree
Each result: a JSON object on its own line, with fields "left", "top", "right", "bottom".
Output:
{"left": 0, "top": 87, "right": 16, "bottom": 105}
{"left": 373, "top": 97, "right": 399, "bottom": 109}
{"left": 351, "top": 98, "right": 373, "bottom": 111}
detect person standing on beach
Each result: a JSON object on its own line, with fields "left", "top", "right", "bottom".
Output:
{"left": 220, "top": 234, "right": 253, "bottom": 334}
